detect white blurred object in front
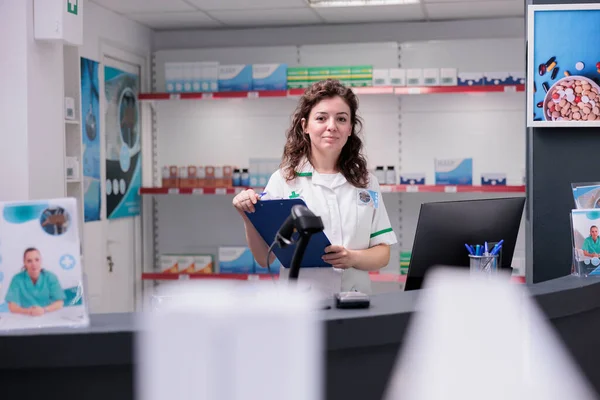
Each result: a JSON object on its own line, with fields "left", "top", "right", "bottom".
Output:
{"left": 137, "top": 281, "right": 323, "bottom": 400}
{"left": 384, "top": 268, "right": 598, "bottom": 400}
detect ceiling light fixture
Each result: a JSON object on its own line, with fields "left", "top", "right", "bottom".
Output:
{"left": 308, "top": 0, "right": 420, "bottom": 7}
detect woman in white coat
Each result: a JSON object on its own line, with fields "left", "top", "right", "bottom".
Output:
{"left": 233, "top": 79, "right": 397, "bottom": 295}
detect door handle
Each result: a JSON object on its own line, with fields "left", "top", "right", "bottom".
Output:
{"left": 107, "top": 255, "right": 114, "bottom": 273}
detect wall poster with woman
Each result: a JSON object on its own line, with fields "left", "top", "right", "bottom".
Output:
{"left": 0, "top": 198, "right": 88, "bottom": 331}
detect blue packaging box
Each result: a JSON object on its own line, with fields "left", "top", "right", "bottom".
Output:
{"left": 218, "top": 64, "right": 252, "bottom": 92}
{"left": 400, "top": 174, "right": 426, "bottom": 185}
{"left": 481, "top": 173, "right": 507, "bottom": 186}
{"left": 252, "top": 64, "right": 288, "bottom": 91}
{"left": 457, "top": 73, "right": 484, "bottom": 86}
{"left": 508, "top": 71, "right": 526, "bottom": 85}
{"left": 218, "top": 246, "right": 255, "bottom": 274}
{"left": 434, "top": 158, "right": 473, "bottom": 185}
{"left": 483, "top": 72, "right": 511, "bottom": 86}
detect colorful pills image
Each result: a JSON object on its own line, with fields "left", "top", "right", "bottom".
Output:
{"left": 547, "top": 61, "right": 557, "bottom": 72}
{"left": 542, "top": 82, "right": 549, "bottom": 92}
{"left": 539, "top": 63, "right": 546, "bottom": 76}
{"left": 564, "top": 70, "right": 571, "bottom": 77}
{"left": 551, "top": 67, "right": 559, "bottom": 80}
{"left": 576, "top": 61, "right": 585, "bottom": 71}
{"left": 545, "top": 56, "right": 556, "bottom": 67}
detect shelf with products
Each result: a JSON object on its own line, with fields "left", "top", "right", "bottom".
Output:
{"left": 139, "top": 84, "right": 525, "bottom": 101}
{"left": 140, "top": 185, "right": 525, "bottom": 196}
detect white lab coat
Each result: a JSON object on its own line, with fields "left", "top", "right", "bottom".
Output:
{"left": 263, "top": 160, "right": 398, "bottom": 296}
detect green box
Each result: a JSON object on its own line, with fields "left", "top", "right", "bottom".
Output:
{"left": 308, "top": 67, "right": 330, "bottom": 82}
{"left": 350, "top": 65, "right": 373, "bottom": 87}
{"left": 400, "top": 251, "right": 411, "bottom": 275}
{"left": 328, "top": 66, "right": 352, "bottom": 80}
{"left": 287, "top": 81, "right": 310, "bottom": 89}
{"left": 287, "top": 67, "right": 308, "bottom": 79}
{"left": 287, "top": 67, "right": 310, "bottom": 89}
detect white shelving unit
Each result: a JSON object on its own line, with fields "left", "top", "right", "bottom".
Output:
{"left": 63, "top": 44, "right": 85, "bottom": 246}
{"left": 139, "top": 38, "right": 527, "bottom": 296}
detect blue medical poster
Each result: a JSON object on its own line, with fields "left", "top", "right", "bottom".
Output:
{"left": 80, "top": 57, "right": 101, "bottom": 222}
{"left": 0, "top": 198, "right": 89, "bottom": 331}
{"left": 104, "top": 66, "right": 141, "bottom": 219}
{"left": 528, "top": 4, "right": 600, "bottom": 127}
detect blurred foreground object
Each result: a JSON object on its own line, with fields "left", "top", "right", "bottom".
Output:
{"left": 137, "top": 281, "right": 323, "bottom": 400}
{"left": 384, "top": 268, "right": 598, "bottom": 400}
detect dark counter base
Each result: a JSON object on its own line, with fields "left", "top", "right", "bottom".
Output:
{"left": 2, "top": 275, "right": 600, "bottom": 400}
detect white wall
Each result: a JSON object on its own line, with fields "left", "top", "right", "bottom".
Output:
{"left": 78, "top": 0, "right": 152, "bottom": 313}
{"left": 26, "top": 9, "right": 65, "bottom": 201}
{"left": 152, "top": 17, "right": 524, "bottom": 49}
{"left": 0, "top": 0, "right": 30, "bottom": 201}
{"left": 0, "top": 0, "right": 64, "bottom": 202}
{"left": 80, "top": 0, "right": 152, "bottom": 62}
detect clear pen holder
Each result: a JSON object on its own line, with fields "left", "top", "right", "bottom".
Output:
{"left": 469, "top": 254, "right": 499, "bottom": 275}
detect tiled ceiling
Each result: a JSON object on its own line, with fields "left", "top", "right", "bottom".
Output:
{"left": 90, "top": 0, "right": 524, "bottom": 30}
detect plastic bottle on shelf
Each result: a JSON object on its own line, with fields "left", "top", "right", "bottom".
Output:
{"left": 375, "top": 166, "right": 386, "bottom": 183}
{"left": 232, "top": 169, "right": 241, "bottom": 187}
{"left": 241, "top": 168, "right": 250, "bottom": 187}
{"left": 386, "top": 166, "right": 396, "bottom": 185}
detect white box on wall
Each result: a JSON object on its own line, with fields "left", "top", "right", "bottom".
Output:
{"left": 34, "top": 0, "right": 83, "bottom": 46}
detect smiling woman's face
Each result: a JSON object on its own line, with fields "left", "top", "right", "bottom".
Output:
{"left": 24, "top": 250, "right": 42, "bottom": 279}
{"left": 302, "top": 96, "right": 352, "bottom": 158}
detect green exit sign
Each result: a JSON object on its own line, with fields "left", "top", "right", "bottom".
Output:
{"left": 67, "top": 0, "right": 78, "bottom": 15}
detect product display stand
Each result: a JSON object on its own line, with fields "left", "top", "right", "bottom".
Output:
{"left": 527, "top": 0, "right": 600, "bottom": 283}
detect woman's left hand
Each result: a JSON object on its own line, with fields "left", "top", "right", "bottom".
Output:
{"left": 322, "top": 245, "right": 355, "bottom": 269}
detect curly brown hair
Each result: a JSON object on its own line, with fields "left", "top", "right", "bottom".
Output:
{"left": 281, "top": 79, "right": 369, "bottom": 188}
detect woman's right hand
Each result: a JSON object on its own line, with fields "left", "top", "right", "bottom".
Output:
{"left": 233, "top": 189, "right": 260, "bottom": 214}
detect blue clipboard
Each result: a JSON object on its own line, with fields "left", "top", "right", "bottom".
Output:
{"left": 245, "top": 199, "right": 331, "bottom": 269}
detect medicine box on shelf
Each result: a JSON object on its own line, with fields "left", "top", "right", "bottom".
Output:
{"left": 406, "top": 69, "right": 424, "bottom": 86}
{"left": 252, "top": 64, "right": 287, "bottom": 91}
{"left": 218, "top": 247, "right": 255, "bottom": 274}
{"left": 440, "top": 68, "right": 458, "bottom": 86}
{"left": 484, "top": 72, "right": 511, "bottom": 86}
{"left": 389, "top": 69, "right": 406, "bottom": 86}
{"left": 423, "top": 68, "right": 440, "bottom": 86}
{"left": 434, "top": 158, "right": 473, "bottom": 185}
{"left": 458, "top": 72, "right": 484, "bottom": 86}
{"left": 218, "top": 64, "right": 252, "bottom": 92}
{"left": 400, "top": 174, "right": 426, "bottom": 185}
{"left": 481, "top": 173, "right": 507, "bottom": 186}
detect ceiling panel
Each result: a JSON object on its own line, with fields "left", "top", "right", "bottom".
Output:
{"left": 126, "top": 12, "right": 222, "bottom": 30}
{"left": 208, "top": 8, "right": 323, "bottom": 27}
{"left": 90, "top": 0, "right": 195, "bottom": 13}
{"left": 426, "top": 0, "right": 524, "bottom": 19}
{"left": 185, "top": 0, "right": 308, "bottom": 11}
{"left": 314, "top": 4, "right": 425, "bottom": 23}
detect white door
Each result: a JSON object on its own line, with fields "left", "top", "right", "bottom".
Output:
{"left": 99, "top": 52, "right": 144, "bottom": 313}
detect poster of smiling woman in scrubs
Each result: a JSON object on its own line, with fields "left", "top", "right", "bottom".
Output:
{"left": 0, "top": 198, "right": 89, "bottom": 331}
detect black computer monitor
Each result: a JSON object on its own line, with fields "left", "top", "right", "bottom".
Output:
{"left": 404, "top": 197, "right": 526, "bottom": 291}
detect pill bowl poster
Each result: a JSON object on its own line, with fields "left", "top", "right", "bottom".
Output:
{"left": 527, "top": 4, "right": 600, "bottom": 127}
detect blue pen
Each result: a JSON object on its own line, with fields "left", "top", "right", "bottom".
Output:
{"left": 475, "top": 245, "right": 481, "bottom": 256}
{"left": 491, "top": 244, "right": 503, "bottom": 256}
{"left": 465, "top": 243, "right": 474, "bottom": 255}
{"left": 490, "top": 240, "right": 504, "bottom": 255}
{"left": 258, "top": 192, "right": 267, "bottom": 199}
{"left": 484, "top": 242, "right": 489, "bottom": 255}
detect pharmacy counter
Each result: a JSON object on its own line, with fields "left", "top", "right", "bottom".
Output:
{"left": 1, "top": 274, "right": 600, "bottom": 400}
